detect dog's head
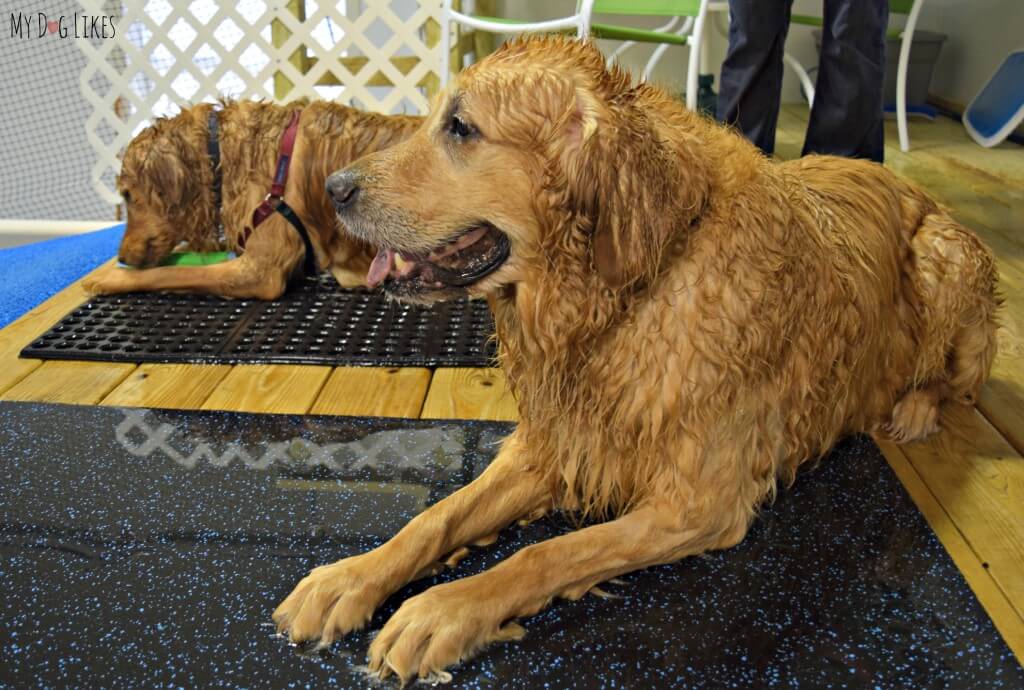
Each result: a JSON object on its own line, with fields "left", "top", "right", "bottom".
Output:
{"left": 324, "top": 36, "right": 707, "bottom": 304}
{"left": 116, "top": 106, "right": 217, "bottom": 267}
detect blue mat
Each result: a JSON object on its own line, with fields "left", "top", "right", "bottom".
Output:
{"left": 0, "top": 225, "right": 123, "bottom": 329}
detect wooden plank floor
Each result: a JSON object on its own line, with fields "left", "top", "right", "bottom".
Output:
{"left": 0, "top": 110, "right": 1021, "bottom": 661}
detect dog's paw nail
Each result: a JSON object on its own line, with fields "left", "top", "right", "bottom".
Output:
{"left": 444, "top": 546, "right": 471, "bottom": 568}
{"left": 421, "top": 669, "right": 453, "bottom": 685}
{"left": 496, "top": 621, "right": 527, "bottom": 641}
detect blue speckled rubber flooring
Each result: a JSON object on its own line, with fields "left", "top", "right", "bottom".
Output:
{"left": 0, "top": 401, "right": 1020, "bottom": 688}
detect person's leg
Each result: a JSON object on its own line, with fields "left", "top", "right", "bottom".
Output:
{"left": 804, "top": 0, "right": 888, "bottom": 162}
{"left": 717, "top": 0, "right": 794, "bottom": 156}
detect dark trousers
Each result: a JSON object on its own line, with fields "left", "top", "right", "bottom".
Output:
{"left": 717, "top": 0, "right": 888, "bottom": 162}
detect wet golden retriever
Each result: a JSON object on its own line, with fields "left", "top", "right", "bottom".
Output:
{"left": 84, "top": 101, "right": 421, "bottom": 299}
{"left": 273, "top": 37, "right": 999, "bottom": 682}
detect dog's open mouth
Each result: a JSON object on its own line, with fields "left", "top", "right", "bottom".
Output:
{"left": 367, "top": 224, "right": 509, "bottom": 292}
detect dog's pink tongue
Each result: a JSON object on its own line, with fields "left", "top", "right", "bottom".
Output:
{"left": 367, "top": 248, "right": 395, "bottom": 288}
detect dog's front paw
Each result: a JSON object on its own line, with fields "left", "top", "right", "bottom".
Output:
{"left": 82, "top": 266, "right": 129, "bottom": 295}
{"left": 367, "top": 579, "right": 525, "bottom": 684}
{"left": 273, "top": 552, "right": 390, "bottom": 646}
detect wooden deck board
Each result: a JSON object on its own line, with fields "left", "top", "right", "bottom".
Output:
{"left": 978, "top": 257, "right": 1024, "bottom": 456}
{"left": 893, "top": 405, "right": 1024, "bottom": 621}
{"left": 101, "top": 363, "right": 234, "bottom": 409}
{"left": 1, "top": 360, "right": 136, "bottom": 405}
{"left": 877, "top": 438, "right": 1024, "bottom": 660}
{"left": 310, "top": 366, "right": 432, "bottom": 418}
{"left": 878, "top": 112, "right": 1024, "bottom": 196}
{"left": 0, "top": 359, "right": 41, "bottom": 399}
{"left": 421, "top": 367, "right": 518, "bottom": 421}
{"left": 200, "top": 364, "right": 331, "bottom": 414}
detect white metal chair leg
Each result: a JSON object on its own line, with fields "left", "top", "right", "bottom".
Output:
{"left": 607, "top": 41, "right": 635, "bottom": 69}
{"left": 684, "top": 1, "right": 710, "bottom": 110}
{"left": 783, "top": 51, "right": 815, "bottom": 107}
{"left": 896, "top": 0, "right": 924, "bottom": 152}
{"left": 577, "top": 0, "right": 596, "bottom": 36}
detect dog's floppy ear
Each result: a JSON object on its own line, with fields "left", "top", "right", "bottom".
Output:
{"left": 564, "top": 87, "right": 704, "bottom": 290}
{"left": 143, "top": 134, "right": 193, "bottom": 208}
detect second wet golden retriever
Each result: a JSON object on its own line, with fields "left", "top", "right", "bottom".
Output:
{"left": 85, "top": 100, "right": 420, "bottom": 299}
{"left": 273, "top": 37, "right": 999, "bottom": 682}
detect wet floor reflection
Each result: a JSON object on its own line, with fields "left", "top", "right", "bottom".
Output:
{"left": 0, "top": 402, "right": 1019, "bottom": 688}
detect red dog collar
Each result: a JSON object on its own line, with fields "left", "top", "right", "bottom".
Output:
{"left": 239, "top": 109, "right": 317, "bottom": 275}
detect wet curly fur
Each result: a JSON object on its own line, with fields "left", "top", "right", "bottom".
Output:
{"left": 84, "top": 100, "right": 421, "bottom": 299}
{"left": 272, "top": 37, "right": 1000, "bottom": 682}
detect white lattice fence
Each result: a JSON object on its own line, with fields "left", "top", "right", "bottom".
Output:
{"left": 76, "top": 0, "right": 443, "bottom": 205}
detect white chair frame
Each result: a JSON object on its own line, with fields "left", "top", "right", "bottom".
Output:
{"left": 783, "top": 0, "right": 925, "bottom": 152}
{"left": 440, "top": 0, "right": 596, "bottom": 87}
{"left": 604, "top": 3, "right": 711, "bottom": 111}
{"left": 440, "top": 0, "right": 710, "bottom": 111}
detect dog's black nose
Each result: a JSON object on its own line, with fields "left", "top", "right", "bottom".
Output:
{"left": 326, "top": 170, "right": 360, "bottom": 211}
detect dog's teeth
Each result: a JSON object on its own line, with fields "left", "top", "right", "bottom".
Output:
{"left": 393, "top": 254, "right": 418, "bottom": 277}
{"left": 429, "top": 227, "right": 489, "bottom": 262}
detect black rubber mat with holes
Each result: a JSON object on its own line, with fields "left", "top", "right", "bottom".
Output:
{"left": 20, "top": 275, "right": 497, "bottom": 367}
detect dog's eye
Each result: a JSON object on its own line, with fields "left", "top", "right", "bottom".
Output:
{"left": 448, "top": 115, "right": 474, "bottom": 139}
{"left": 121, "top": 191, "right": 131, "bottom": 204}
